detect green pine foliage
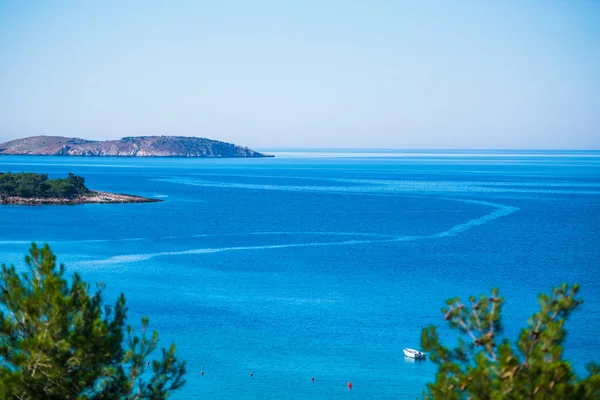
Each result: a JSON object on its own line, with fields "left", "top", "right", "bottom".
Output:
{"left": 0, "top": 172, "right": 90, "bottom": 199}
{"left": 0, "top": 244, "right": 186, "bottom": 399}
{"left": 421, "top": 284, "right": 600, "bottom": 399}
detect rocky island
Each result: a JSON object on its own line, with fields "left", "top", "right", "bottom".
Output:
{"left": 0, "top": 135, "right": 273, "bottom": 157}
{"left": 0, "top": 172, "right": 160, "bottom": 205}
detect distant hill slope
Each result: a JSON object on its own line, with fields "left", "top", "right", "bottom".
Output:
{"left": 0, "top": 136, "right": 273, "bottom": 157}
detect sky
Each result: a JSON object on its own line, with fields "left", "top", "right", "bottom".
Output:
{"left": 0, "top": 1, "right": 599, "bottom": 149}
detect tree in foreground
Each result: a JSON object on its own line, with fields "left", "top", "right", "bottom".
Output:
{"left": 0, "top": 243, "right": 186, "bottom": 399}
{"left": 421, "top": 283, "right": 599, "bottom": 399}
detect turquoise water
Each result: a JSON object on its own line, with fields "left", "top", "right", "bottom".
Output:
{"left": 0, "top": 150, "right": 599, "bottom": 399}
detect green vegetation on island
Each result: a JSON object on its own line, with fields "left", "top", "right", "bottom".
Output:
{"left": 0, "top": 172, "right": 160, "bottom": 205}
{"left": 421, "top": 284, "right": 600, "bottom": 399}
{"left": 0, "top": 244, "right": 186, "bottom": 399}
{"left": 0, "top": 172, "right": 89, "bottom": 199}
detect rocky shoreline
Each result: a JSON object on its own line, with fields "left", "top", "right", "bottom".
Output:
{"left": 0, "top": 191, "right": 162, "bottom": 205}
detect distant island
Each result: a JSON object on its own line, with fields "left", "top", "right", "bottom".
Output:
{"left": 0, "top": 135, "right": 273, "bottom": 158}
{"left": 0, "top": 172, "right": 160, "bottom": 205}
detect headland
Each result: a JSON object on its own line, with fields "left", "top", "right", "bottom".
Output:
{"left": 0, "top": 172, "right": 160, "bottom": 205}
{"left": 0, "top": 135, "right": 273, "bottom": 158}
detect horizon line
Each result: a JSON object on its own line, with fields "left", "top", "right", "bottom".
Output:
{"left": 0, "top": 136, "right": 598, "bottom": 152}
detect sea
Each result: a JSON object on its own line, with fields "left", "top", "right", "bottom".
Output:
{"left": 0, "top": 149, "right": 598, "bottom": 399}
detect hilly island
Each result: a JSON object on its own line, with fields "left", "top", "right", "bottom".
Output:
{"left": 0, "top": 135, "right": 273, "bottom": 157}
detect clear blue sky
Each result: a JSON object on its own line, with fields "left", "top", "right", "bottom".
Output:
{"left": 0, "top": 1, "right": 598, "bottom": 149}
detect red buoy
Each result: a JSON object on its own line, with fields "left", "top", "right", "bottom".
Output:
{"left": 348, "top": 382, "right": 353, "bottom": 390}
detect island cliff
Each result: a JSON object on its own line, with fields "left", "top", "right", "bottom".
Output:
{"left": 0, "top": 136, "right": 273, "bottom": 157}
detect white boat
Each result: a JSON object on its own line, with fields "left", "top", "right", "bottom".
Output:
{"left": 403, "top": 348, "right": 426, "bottom": 359}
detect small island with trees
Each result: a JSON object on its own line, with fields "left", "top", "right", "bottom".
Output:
{"left": 0, "top": 172, "right": 160, "bottom": 205}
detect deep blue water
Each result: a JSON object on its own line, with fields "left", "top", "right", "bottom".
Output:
{"left": 0, "top": 150, "right": 599, "bottom": 399}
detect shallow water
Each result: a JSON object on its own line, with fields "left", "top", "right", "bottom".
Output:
{"left": 1, "top": 150, "right": 599, "bottom": 399}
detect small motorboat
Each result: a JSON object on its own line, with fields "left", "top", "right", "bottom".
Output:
{"left": 403, "top": 348, "right": 426, "bottom": 359}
